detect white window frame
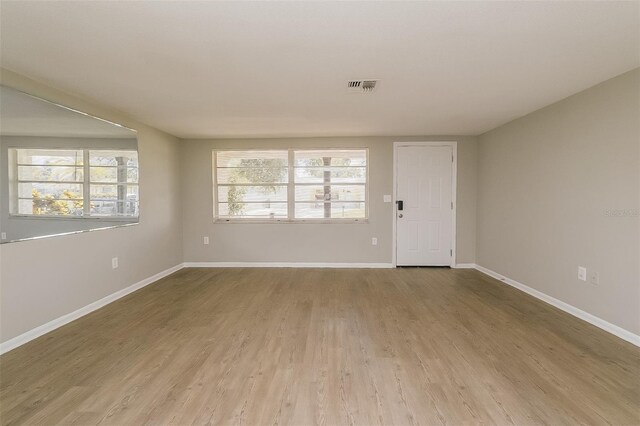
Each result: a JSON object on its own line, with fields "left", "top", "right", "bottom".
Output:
{"left": 212, "top": 148, "right": 369, "bottom": 223}
{"left": 9, "top": 147, "right": 139, "bottom": 221}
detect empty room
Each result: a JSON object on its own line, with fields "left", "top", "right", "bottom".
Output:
{"left": 0, "top": 1, "right": 638, "bottom": 425}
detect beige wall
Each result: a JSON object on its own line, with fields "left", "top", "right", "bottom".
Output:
{"left": 477, "top": 69, "right": 640, "bottom": 334}
{"left": 0, "top": 69, "right": 184, "bottom": 343}
{"left": 181, "top": 136, "right": 477, "bottom": 265}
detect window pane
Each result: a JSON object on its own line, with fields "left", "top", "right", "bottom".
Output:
{"left": 18, "top": 199, "right": 34, "bottom": 215}
{"left": 19, "top": 198, "right": 84, "bottom": 216}
{"left": 89, "top": 150, "right": 138, "bottom": 167}
{"left": 294, "top": 150, "right": 366, "bottom": 167}
{"left": 90, "top": 200, "right": 138, "bottom": 217}
{"left": 90, "top": 166, "right": 138, "bottom": 183}
{"left": 295, "top": 202, "right": 365, "bottom": 219}
{"left": 295, "top": 185, "right": 365, "bottom": 202}
{"left": 217, "top": 185, "right": 287, "bottom": 203}
{"left": 18, "top": 182, "right": 83, "bottom": 199}
{"left": 216, "top": 167, "right": 288, "bottom": 185}
{"left": 217, "top": 150, "right": 288, "bottom": 168}
{"left": 294, "top": 166, "right": 366, "bottom": 183}
{"left": 16, "top": 149, "right": 83, "bottom": 166}
{"left": 218, "top": 202, "right": 287, "bottom": 218}
{"left": 18, "top": 165, "right": 83, "bottom": 182}
{"left": 90, "top": 184, "right": 138, "bottom": 200}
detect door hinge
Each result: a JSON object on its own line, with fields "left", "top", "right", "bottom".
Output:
{"left": 451, "top": 202, "right": 453, "bottom": 210}
{"left": 450, "top": 249, "right": 453, "bottom": 257}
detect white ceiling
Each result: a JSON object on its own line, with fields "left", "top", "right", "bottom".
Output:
{"left": 1, "top": 1, "right": 638, "bottom": 139}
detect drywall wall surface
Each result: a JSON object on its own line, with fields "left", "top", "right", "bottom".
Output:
{"left": 0, "top": 69, "right": 183, "bottom": 342}
{"left": 477, "top": 68, "right": 640, "bottom": 334}
{"left": 181, "top": 136, "right": 477, "bottom": 264}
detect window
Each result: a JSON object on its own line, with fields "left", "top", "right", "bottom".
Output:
{"left": 213, "top": 149, "right": 367, "bottom": 221}
{"left": 11, "top": 148, "right": 139, "bottom": 218}
{"left": 215, "top": 150, "right": 289, "bottom": 219}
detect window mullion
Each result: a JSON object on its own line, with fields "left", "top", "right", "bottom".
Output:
{"left": 212, "top": 151, "right": 218, "bottom": 219}
{"left": 288, "top": 150, "right": 294, "bottom": 220}
{"left": 83, "top": 150, "right": 90, "bottom": 216}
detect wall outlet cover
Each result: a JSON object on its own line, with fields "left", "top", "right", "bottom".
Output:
{"left": 578, "top": 266, "right": 587, "bottom": 281}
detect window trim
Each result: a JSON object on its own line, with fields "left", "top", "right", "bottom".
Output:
{"left": 9, "top": 147, "right": 139, "bottom": 220}
{"left": 212, "top": 148, "right": 369, "bottom": 223}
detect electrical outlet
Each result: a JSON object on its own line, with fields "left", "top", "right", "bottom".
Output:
{"left": 0, "top": 232, "right": 6, "bottom": 240}
{"left": 203, "top": 236, "right": 209, "bottom": 245}
{"left": 371, "top": 237, "right": 378, "bottom": 246}
{"left": 578, "top": 266, "right": 587, "bottom": 281}
{"left": 112, "top": 257, "right": 119, "bottom": 269}
{"left": 589, "top": 271, "right": 599, "bottom": 285}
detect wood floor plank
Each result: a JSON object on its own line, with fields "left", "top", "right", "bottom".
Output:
{"left": 1, "top": 267, "right": 638, "bottom": 425}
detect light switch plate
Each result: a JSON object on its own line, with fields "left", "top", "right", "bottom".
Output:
{"left": 383, "top": 195, "right": 392, "bottom": 203}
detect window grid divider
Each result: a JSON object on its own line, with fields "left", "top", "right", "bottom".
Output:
{"left": 287, "top": 150, "right": 295, "bottom": 219}
{"left": 83, "top": 150, "right": 90, "bottom": 215}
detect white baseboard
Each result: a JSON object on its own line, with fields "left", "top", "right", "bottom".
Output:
{"left": 473, "top": 264, "right": 640, "bottom": 347}
{"left": 5, "top": 261, "right": 636, "bottom": 354}
{"left": 454, "top": 263, "right": 476, "bottom": 269}
{"left": 183, "top": 262, "right": 394, "bottom": 269}
{"left": 0, "top": 263, "right": 184, "bottom": 355}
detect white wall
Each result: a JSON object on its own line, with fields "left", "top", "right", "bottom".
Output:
{"left": 476, "top": 68, "right": 640, "bottom": 335}
{"left": 0, "top": 69, "right": 183, "bottom": 343}
{"left": 181, "top": 136, "right": 477, "bottom": 265}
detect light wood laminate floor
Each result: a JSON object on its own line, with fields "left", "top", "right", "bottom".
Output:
{"left": 1, "top": 267, "right": 638, "bottom": 425}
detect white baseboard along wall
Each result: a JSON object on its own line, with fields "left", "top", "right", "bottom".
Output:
{"left": 0, "top": 264, "right": 183, "bottom": 355}
{"left": 1, "top": 262, "right": 637, "bottom": 355}
{"left": 472, "top": 264, "right": 640, "bottom": 347}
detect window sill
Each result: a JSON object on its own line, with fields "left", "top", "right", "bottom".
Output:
{"left": 9, "top": 214, "right": 139, "bottom": 222}
{"left": 213, "top": 218, "right": 369, "bottom": 224}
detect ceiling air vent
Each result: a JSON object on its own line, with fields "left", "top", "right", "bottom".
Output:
{"left": 347, "top": 79, "right": 378, "bottom": 93}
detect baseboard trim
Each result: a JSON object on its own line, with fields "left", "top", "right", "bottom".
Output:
{"left": 183, "top": 262, "right": 394, "bottom": 269}
{"left": 473, "top": 264, "right": 640, "bottom": 347}
{"left": 0, "top": 263, "right": 184, "bottom": 355}
{"left": 454, "top": 263, "right": 476, "bottom": 269}
{"left": 5, "top": 261, "right": 635, "bottom": 353}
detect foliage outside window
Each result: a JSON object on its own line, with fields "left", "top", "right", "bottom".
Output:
{"left": 214, "top": 149, "right": 367, "bottom": 221}
{"left": 11, "top": 148, "right": 139, "bottom": 218}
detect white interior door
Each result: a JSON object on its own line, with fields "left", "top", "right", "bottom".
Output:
{"left": 396, "top": 145, "right": 453, "bottom": 266}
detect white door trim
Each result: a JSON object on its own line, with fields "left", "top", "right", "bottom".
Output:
{"left": 392, "top": 141, "right": 457, "bottom": 268}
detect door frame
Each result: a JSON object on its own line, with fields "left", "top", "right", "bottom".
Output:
{"left": 392, "top": 141, "right": 457, "bottom": 268}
